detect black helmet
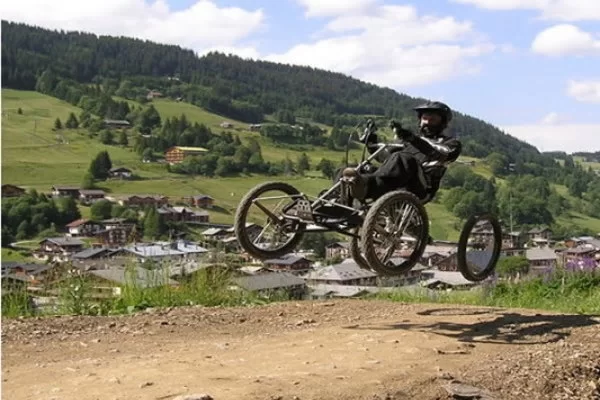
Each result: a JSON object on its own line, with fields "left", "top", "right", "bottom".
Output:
{"left": 413, "top": 101, "right": 453, "bottom": 125}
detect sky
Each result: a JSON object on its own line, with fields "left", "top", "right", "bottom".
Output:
{"left": 2, "top": 0, "right": 599, "bottom": 153}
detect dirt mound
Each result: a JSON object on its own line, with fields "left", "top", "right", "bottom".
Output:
{"left": 2, "top": 300, "right": 599, "bottom": 400}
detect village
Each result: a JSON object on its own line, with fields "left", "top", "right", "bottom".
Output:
{"left": 3, "top": 180, "right": 600, "bottom": 314}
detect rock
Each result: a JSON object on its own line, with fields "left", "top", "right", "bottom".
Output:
{"left": 172, "top": 395, "right": 213, "bottom": 400}
{"left": 443, "top": 382, "right": 495, "bottom": 399}
{"left": 139, "top": 381, "right": 153, "bottom": 388}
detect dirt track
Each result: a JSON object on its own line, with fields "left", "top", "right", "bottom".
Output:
{"left": 2, "top": 300, "right": 600, "bottom": 400}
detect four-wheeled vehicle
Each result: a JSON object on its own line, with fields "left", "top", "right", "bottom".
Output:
{"left": 234, "top": 119, "right": 502, "bottom": 281}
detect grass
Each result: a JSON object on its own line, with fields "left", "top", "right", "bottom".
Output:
{"left": 376, "top": 268, "right": 600, "bottom": 314}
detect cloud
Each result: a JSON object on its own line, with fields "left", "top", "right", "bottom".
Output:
{"left": 266, "top": 5, "right": 494, "bottom": 89}
{"left": 296, "top": 0, "right": 378, "bottom": 17}
{"left": 567, "top": 80, "right": 600, "bottom": 103}
{"left": 540, "top": 112, "right": 565, "bottom": 125}
{"left": 0, "top": 0, "right": 264, "bottom": 57}
{"left": 452, "top": 0, "right": 600, "bottom": 21}
{"left": 501, "top": 123, "right": 600, "bottom": 153}
{"left": 532, "top": 24, "right": 600, "bottom": 56}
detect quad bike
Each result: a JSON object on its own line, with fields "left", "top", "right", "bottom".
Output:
{"left": 234, "top": 119, "right": 502, "bottom": 281}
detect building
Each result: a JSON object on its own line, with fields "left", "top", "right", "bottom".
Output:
{"left": 231, "top": 272, "right": 306, "bottom": 299}
{"left": 263, "top": 255, "right": 312, "bottom": 274}
{"left": 65, "top": 219, "right": 102, "bottom": 237}
{"left": 109, "top": 167, "right": 133, "bottom": 179}
{"left": 93, "top": 221, "right": 137, "bottom": 246}
{"left": 157, "top": 206, "right": 210, "bottom": 223}
{"left": 525, "top": 248, "right": 558, "bottom": 273}
{"left": 38, "top": 237, "right": 85, "bottom": 255}
{"left": 51, "top": 185, "right": 80, "bottom": 198}
{"left": 220, "top": 121, "right": 234, "bottom": 128}
{"left": 104, "top": 119, "right": 131, "bottom": 129}
{"left": 117, "top": 195, "right": 169, "bottom": 208}
{"left": 304, "top": 262, "right": 378, "bottom": 286}
{"left": 164, "top": 146, "right": 209, "bottom": 164}
{"left": 188, "top": 194, "right": 214, "bottom": 209}
{"left": 1, "top": 184, "right": 26, "bottom": 198}
{"left": 325, "top": 242, "right": 350, "bottom": 260}
{"left": 79, "top": 189, "right": 106, "bottom": 204}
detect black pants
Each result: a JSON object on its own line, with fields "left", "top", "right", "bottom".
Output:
{"left": 334, "top": 152, "right": 428, "bottom": 200}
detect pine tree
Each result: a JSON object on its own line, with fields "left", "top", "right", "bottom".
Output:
{"left": 82, "top": 172, "right": 95, "bottom": 189}
{"left": 54, "top": 117, "right": 62, "bottom": 129}
{"left": 65, "top": 112, "right": 79, "bottom": 128}
{"left": 118, "top": 131, "right": 128, "bottom": 146}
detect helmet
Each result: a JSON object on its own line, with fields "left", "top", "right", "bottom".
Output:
{"left": 413, "top": 101, "right": 453, "bottom": 125}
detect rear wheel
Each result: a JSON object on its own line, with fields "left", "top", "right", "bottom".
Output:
{"left": 234, "top": 181, "right": 306, "bottom": 260}
{"left": 360, "top": 190, "right": 429, "bottom": 275}
{"left": 350, "top": 228, "right": 372, "bottom": 271}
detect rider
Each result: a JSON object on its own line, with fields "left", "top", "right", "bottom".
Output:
{"left": 341, "top": 101, "right": 462, "bottom": 202}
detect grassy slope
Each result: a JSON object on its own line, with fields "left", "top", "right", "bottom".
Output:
{"left": 5, "top": 89, "right": 597, "bottom": 238}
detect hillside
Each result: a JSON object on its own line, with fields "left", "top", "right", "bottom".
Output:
{"left": 2, "top": 20, "right": 600, "bottom": 238}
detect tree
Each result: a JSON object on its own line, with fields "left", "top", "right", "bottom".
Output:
{"left": 118, "top": 131, "right": 128, "bottom": 146}
{"left": 65, "top": 112, "right": 79, "bottom": 128}
{"left": 317, "top": 158, "right": 335, "bottom": 179}
{"left": 142, "top": 147, "right": 154, "bottom": 162}
{"left": 297, "top": 153, "right": 310, "bottom": 176}
{"left": 81, "top": 172, "right": 95, "bottom": 189}
{"left": 496, "top": 256, "right": 529, "bottom": 278}
{"left": 17, "top": 107, "right": 22, "bottom": 115}
{"left": 56, "top": 197, "right": 81, "bottom": 224}
{"left": 99, "top": 129, "right": 114, "bottom": 145}
{"left": 89, "top": 151, "right": 113, "bottom": 180}
{"left": 143, "top": 207, "right": 164, "bottom": 239}
{"left": 90, "top": 200, "right": 113, "bottom": 220}
{"left": 54, "top": 117, "right": 62, "bottom": 129}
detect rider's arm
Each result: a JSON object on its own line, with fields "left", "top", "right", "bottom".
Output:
{"left": 408, "top": 136, "right": 462, "bottom": 163}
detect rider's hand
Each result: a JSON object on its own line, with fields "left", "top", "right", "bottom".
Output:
{"left": 390, "top": 120, "right": 415, "bottom": 141}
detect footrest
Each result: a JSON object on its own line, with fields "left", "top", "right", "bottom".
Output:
{"left": 295, "top": 199, "right": 314, "bottom": 221}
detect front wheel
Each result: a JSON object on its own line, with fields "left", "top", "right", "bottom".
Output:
{"left": 234, "top": 181, "right": 306, "bottom": 260}
{"left": 360, "top": 190, "right": 429, "bottom": 275}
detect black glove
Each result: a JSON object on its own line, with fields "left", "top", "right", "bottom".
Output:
{"left": 389, "top": 120, "right": 415, "bottom": 141}
{"left": 358, "top": 118, "right": 378, "bottom": 144}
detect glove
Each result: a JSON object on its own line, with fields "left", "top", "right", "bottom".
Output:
{"left": 358, "top": 118, "right": 378, "bottom": 144}
{"left": 390, "top": 120, "right": 415, "bottom": 141}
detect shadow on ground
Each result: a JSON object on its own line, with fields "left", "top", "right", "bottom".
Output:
{"left": 349, "top": 307, "right": 600, "bottom": 345}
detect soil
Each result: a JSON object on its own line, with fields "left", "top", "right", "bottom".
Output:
{"left": 2, "top": 299, "right": 600, "bottom": 400}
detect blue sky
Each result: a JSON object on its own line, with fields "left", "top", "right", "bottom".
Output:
{"left": 2, "top": 0, "right": 599, "bottom": 153}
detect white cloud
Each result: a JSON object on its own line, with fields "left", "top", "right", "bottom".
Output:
{"left": 266, "top": 5, "right": 494, "bottom": 89}
{"left": 532, "top": 24, "right": 600, "bottom": 56}
{"left": 567, "top": 80, "right": 600, "bottom": 103}
{"left": 452, "top": 0, "right": 600, "bottom": 21}
{"left": 502, "top": 123, "right": 600, "bottom": 153}
{"left": 296, "top": 0, "right": 378, "bottom": 17}
{"left": 540, "top": 112, "right": 564, "bottom": 125}
{"left": 0, "top": 0, "right": 264, "bottom": 57}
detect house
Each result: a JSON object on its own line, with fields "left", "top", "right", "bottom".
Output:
{"left": 231, "top": 271, "right": 306, "bottom": 299}
{"left": 560, "top": 247, "right": 599, "bottom": 265}
{"left": 201, "top": 227, "right": 228, "bottom": 239}
{"left": 1, "top": 262, "right": 54, "bottom": 282}
{"left": 420, "top": 269, "right": 478, "bottom": 290}
{"left": 71, "top": 247, "right": 122, "bottom": 262}
{"left": 118, "top": 195, "right": 169, "bottom": 208}
{"left": 109, "top": 167, "right": 133, "bottom": 179}
{"left": 325, "top": 242, "right": 350, "bottom": 260}
{"left": 88, "top": 267, "right": 179, "bottom": 295}
{"left": 165, "top": 146, "right": 209, "bottom": 164}
{"left": 51, "top": 185, "right": 80, "bottom": 198}
{"left": 525, "top": 248, "right": 558, "bottom": 273}
{"left": 248, "top": 124, "right": 262, "bottom": 131}
{"left": 104, "top": 119, "right": 131, "bottom": 129}
{"left": 65, "top": 218, "right": 102, "bottom": 237}
{"left": 304, "top": 261, "right": 378, "bottom": 286}
{"left": 263, "top": 255, "right": 312, "bottom": 274}
{"left": 93, "top": 223, "right": 137, "bottom": 246}
{"left": 38, "top": 237, "right": 85, "bottom": 255}
{"left": 146, "top": 90, "right": 163, "bottom": 100}
{"left": 79, "top": 189, "right": 105, "bottom": 204}
{"left": 528, "top": 227, "right": 553, "bottom": 241}
{"left": 189, "top": 194, "right": 214, "bottom": 209}
{"left": 220, "top": 121, "right": 234, "bottom": 128}
{"left": 157, "top": 206, "right": 209, "bottom": 223}
{"left": 1, "top": 184, "right": 26, "bottom": 198}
